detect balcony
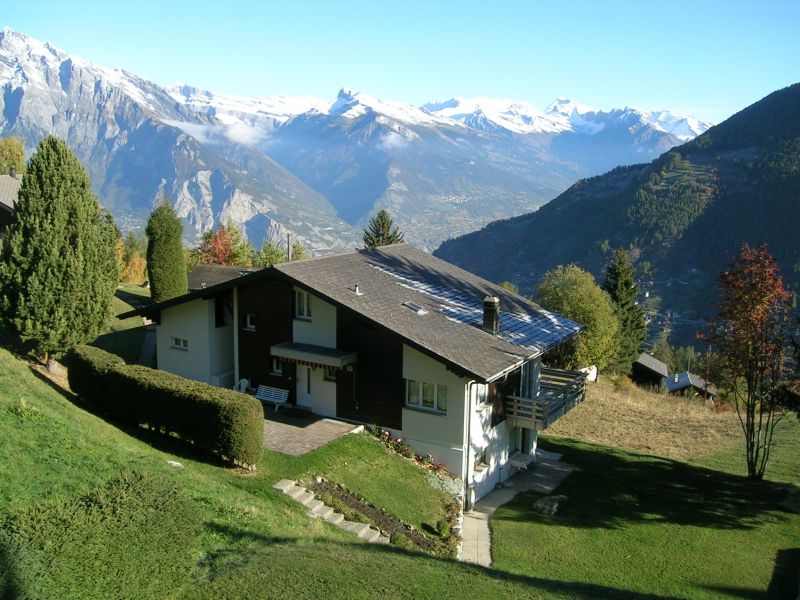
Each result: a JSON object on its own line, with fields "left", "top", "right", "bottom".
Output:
{"left": 505, "top": 368, "right": 587, "bottom": 430}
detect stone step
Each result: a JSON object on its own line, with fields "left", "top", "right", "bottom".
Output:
{"left": 273, "top": 479, "right": 296, "bottom": 492}
{"left": 295, "top": 491, "right": 314, "bottom": 505}
{"left": 313, "top": 505, "right": 334, "bottom": 519}
{"left": 305, "top": 499, "right": 325, "bottom": 513}
{"left": 339, "top": 520, "right": 371, "bottom": 537}
{"left": 286, "top": 485, "right": 306, "bottom": 499}
{"left": 372, "top": 535, "right": 391, "bottom": 545}
{"left": 361, "top": 527, "right": 382, "bottom": 543}
{"left": 325, "top": 511, "right": 345, "bottom": 525}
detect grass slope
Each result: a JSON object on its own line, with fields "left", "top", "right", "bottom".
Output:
{"left": 545, "top": 377, "right": 740, "bottom": 461}
{"left": 1, "top": 346, "right": 542, "bottom": 600}
{"left": 491, "top": 380, "right": 800, "bottom": 599}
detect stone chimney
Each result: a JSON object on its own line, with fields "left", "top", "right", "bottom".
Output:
{"left": 482, "top": 296, "right": 500, "bottom": 334}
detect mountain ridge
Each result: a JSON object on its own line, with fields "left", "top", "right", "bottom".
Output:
{"left": 434, "top": 82, "right": 800, "bottom": 345}
{"left": 1, "top": 27, "right": 711, "bottom": 251}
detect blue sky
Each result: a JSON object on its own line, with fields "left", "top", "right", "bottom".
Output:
{"left": 5, "top": 0, "right": 799, "bottom": 122}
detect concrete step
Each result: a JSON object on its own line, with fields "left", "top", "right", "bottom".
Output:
{"left": 273, "top": 479, "right": 296, "bottom": 492}
{"left": 361, "top": 527, "right": 382, "bottom": 543}
{"left": 286, "top": 485, "right": 306, "bottom": 499}
{"left": 325, "top": 511, "right": 345, "bottom": 525}
{"left": 305, "top": 499, "right": 325, "bottom": 513}
{"left": 372, "top": 535, "right": 391, "bottom": 545}
{"left": 339, "top": 520, "right": 371, "bottom": 537}
{"left": 295, "top": 491, "right": 314, "bottom": 505}
{"left": 313, "top": 505, "right": 334, "bottom": 519}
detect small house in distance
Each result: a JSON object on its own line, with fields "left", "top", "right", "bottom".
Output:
{"left": 631, "top": 353, "right": 669, "bottom": 390}
{"left": 121, "top": 244, "right": 588, "bottom": 506}
{"left": 664, "top": 372, "right": 718, "bottom": 400}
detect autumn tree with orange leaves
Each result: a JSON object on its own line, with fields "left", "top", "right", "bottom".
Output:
{"left": 194, "top": 221, "right": 254, "bottom": 267}
{"left": 707, "top": 244, "right": 791, "bottom": 480}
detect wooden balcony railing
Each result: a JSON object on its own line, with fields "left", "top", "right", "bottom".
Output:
{"left": 505, "top": 368, "right": 587, "bottom": 430}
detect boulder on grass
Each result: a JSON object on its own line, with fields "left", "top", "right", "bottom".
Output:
{"left": 533, "top": 494, "right": 568, "bottom": 516}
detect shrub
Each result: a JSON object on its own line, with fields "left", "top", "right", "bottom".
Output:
{"left": 67, "top": 345, "right": 263, "bottom": 466}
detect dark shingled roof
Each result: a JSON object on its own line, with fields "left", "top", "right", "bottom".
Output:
{"left": 634, "top": 353, "right": 670, "bottom": 378}
{"left": 274, "top": 244, "right": 582, "bottom": 381}
{"left": 0, "top": 174, "right": 21, "bottom": 214}
{"left": 188, "top": 264, "right": 258, "bottom": 291}
{"left": 121, "top": 244, "right": 583, "bottom": 382}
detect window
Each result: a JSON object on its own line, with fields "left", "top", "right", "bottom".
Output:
{"left": 295, "top": 289, "right": 312, "bottom": 319}
{"left": 474, "top": 447, "right": 488, "bottom": 471}
{"left": 407, "top": 380, "right": 420, "bottom": 406}
{"left": 324, "top": 366, "right": 337, "bottom": 382}
{"left": 475, "top": 384, "right": 489, "bottom": 406}
{"left": 271, "top": 358, "right": 282, "bottom": 375}
{"left": 244, "top": 313, "right": 256, "bottom": 331}
{"left": 170, "top": 337, "right": 189, "bottom": 351}
{"left": 405, "top": 379, "right": 447, "bottom": 413}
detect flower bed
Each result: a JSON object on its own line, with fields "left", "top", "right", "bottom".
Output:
{"left": 366, "top": 424, "right": 451, "bottom": 477}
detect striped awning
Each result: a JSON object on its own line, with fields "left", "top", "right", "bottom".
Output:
{"left": 270, "top": 342, "right": 357, "bottom": 369}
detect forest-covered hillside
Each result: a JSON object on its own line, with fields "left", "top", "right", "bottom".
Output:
{"left": 436, "top": 83, "right": 800, "bottom": 345}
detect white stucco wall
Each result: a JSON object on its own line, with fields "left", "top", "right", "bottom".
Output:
{"left": 293, "top": 288, "right": 336, "bottom": 348}
{"left": 156, "top": 299, "right": 211, "bottom": 384}
{"left": 311, "top": 368, "right": 337, "bottom": 418}
{"left": 156, "top": 297, "right": 233, "bottom": 386}
{"left": 401, "top": 345, "right": 469, "bottom": 480}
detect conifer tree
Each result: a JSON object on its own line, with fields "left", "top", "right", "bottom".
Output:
{"left": 603, "top": 249, "right": 646, "bottom": 373}
{"left": 253, "top": 240, "right": 287, "bottom": 267}
{"left": 363, "top": 209, "right": 405, "bottom": 248}
{"left": 290, "top": 240, "right": 307, "bottom": 261}
{"left": 146, "top": 203, "right": 187, "bottom": 302}
{"left": 0, "top": 136, "right": 118, "bottom": 361}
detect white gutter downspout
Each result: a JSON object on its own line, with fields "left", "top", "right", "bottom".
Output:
{"left": 464, "top": 380, "right": 479, "bottom": 512}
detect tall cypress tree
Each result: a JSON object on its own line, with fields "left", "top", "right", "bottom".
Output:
{"left": 146, "top": 203, "right": 187, "bottom": 302}
{"left": 363, "top": 209, "right": 405, "bottom": 248}
{"left": 0, "top": 136, "right": 119, "bottom": 361}
{"left": 603, "top": 249, "right": 646, "bottom": 373}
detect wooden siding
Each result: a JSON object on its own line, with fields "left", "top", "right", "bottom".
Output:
{"left": 336, "top": 310, "right": 404, "bottom": 429}
{"left": 237, "top": 278, "right": 295, "bottom": 398}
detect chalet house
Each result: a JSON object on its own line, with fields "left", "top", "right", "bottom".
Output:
{"left": 121, "top": 244, "right": 586, "bottom": 505}
{"left": 664, "top": 371, "right": 718, "bottom": 400}
{"left": 631, "top": 353, "right": 670, "bottom": 390}
{"left": 0, "top": 174, "right": 21, "bottom": 245}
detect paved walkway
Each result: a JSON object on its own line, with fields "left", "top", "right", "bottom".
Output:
{"left": 262, "top": 408, "right": 362, "bottom": 455}
{"left": 460, "top": 449, "right": 576, "bottom": 567}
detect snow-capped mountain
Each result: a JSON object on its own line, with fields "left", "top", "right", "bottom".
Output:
{"left": 0, "top": 27, "right": 712, "bottom": 250}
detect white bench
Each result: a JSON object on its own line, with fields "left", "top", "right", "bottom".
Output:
{"left": 255, "top": 385, "right": 290, "bottom": 413}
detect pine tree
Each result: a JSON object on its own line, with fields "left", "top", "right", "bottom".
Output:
{"left": 146, "top": 203, "right": 187, "bottom": 302}
{"left": 253, "top": 240, "right": 287, "bottom": 267}
{"left": 603, "top": 249, "right": 646, "bottom": 373}
{"left": 0, "top": 136, "right": 118, "bottom": 361}
{"left": 290, "top": 240, "right": 307, "bottom": 261}
{"left": 363, "top": 209, "right": 405, "bottom": 248}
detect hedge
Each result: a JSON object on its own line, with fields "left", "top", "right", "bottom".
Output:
{"left": 67, "top": 345, "right": 263, "bottom": 467}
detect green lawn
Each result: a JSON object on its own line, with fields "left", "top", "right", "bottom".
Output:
{"left": 2, "top": 346, "right": 545, "bottom": 600}
{"left": 491, "top": 420, "right": 800, "bottom": 599}
{"left": 89, "top": 291, "right": 148, "bottom": 363}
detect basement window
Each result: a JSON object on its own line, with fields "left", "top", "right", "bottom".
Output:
{"left": 170, "top": 337, "right": 189, "bottom": 351}
{"left": 402, "top": 301, "right": 427, "bottom": 315}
